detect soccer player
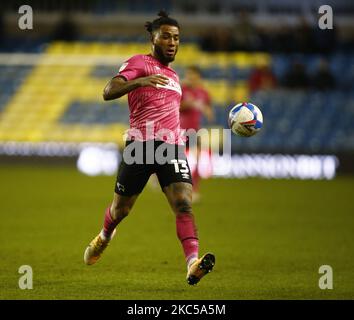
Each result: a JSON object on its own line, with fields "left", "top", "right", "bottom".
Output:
{"left": 180, "top": 66, "right": 213, "bottom": 202}
{"left": 84, "top": 11, "right": 215, "bottom": 285}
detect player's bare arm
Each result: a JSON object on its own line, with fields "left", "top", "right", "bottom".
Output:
{"left": 103, "top": 74, "right": 169, "bottom": 100}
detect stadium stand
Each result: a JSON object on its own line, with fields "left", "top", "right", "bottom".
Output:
{"left": 0, "top": 40, "right": 353, "bottom": 154}
{"left": 0, "top": 0, "right": 353, "bottom": 156}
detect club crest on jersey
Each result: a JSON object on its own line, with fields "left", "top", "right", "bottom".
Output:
{"left": 156, "top": 77, "right": 181, "bottom": 95}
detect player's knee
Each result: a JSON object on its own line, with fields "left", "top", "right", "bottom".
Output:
{"left": 174, "top": 198, "right": 192, "bottom": 214}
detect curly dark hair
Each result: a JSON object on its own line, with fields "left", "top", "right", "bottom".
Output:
{"left": 145, "top": 10, "right": 179, "bottom": 34}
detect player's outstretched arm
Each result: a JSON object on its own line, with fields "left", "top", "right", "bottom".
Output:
{"left": 103, "top": 74, "right": 169, "bottom": 101}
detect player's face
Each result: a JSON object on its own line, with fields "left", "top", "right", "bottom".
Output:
{"left": 152, "top": 25, "right": 180, "bottom": 65}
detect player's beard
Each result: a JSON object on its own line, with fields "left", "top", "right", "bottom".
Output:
{"left": 154, "top": 44, "right": 177, "bottom": 64}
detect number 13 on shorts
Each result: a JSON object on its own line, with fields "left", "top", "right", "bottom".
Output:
{"left": 170, "top": 159, "right": 190, "bottom": 179}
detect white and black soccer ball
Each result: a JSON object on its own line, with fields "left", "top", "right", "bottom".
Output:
{"left": 228, "top": 102, "right": 263, "bottom": 137}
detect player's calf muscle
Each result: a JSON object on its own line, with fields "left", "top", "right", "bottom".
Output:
{"left": 174, "top": 198, "right": 192, "bottom": 214}
{"left": 175, "top": 192, "right": 193, "bottom": 214}
{"left": 110, "top": 206, "right": 130, "bottom": 221}
{"left": 165, "top": 182, "right": 193, "bottom": 214}
{"left": 110, "top": 194, "right": 136, "bottom": 220}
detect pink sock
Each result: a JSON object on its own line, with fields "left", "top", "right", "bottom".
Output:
{"left": 102, "top": 206, "right": 118, "bottom": 239}
{"left": 176, "top": 213, "right": 199, "bottom": 266}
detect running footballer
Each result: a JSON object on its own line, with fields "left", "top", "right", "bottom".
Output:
{"left": 84, "top": 11, "right": 215, "bottom": 285}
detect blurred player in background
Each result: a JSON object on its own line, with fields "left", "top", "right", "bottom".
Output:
{"left": 84, "top": 11, "right": 215, "bottom": 285}
{"left": 180, "top": 66, "right": 213, "bottom": 203}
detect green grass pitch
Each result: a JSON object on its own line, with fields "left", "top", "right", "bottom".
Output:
{"left": 0, "top": 164, "right": 353, "bottom": 299}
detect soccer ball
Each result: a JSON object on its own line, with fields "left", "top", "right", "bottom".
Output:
{"left": 228, "top": 102, "right": 263, "bottom": 137}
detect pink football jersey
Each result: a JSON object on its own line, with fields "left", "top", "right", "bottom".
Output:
{"left": 116, "top": 54, "right": 183, "bottom": 144}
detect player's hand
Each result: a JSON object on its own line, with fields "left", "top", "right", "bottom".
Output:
{"left": 137, "top": 74, "right": 169, "bottom": 88}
